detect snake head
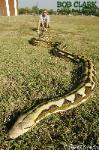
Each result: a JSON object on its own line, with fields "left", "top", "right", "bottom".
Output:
{"left": 8, "top": 114, "right": 34, "bottom": 139}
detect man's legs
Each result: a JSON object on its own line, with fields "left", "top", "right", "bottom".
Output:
{"left": 38, "top": 21, "right": 50, "bottom": 34}
{"left": 44, "top": 22, "right": 50, "bottom": 28}
{"left": 40, "top": 21, "right": 49, "bottom": 28}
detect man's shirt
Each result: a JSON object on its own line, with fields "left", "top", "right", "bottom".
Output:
{"left": 39, "top": 15, "right": 50, "bottom": 23}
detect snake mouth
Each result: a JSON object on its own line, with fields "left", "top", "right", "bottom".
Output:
{"left": 8, "top": 121, "right": 34, "bottom": 139}
{"left": 8, "top": 123, "right": 23, "bottom": 139}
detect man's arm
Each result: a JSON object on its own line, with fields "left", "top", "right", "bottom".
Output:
{"left": 38, "top": 15, "right": 44, "bottom": 32}
{"left": 46, "top": 15, "right": 50, "bottom": 28}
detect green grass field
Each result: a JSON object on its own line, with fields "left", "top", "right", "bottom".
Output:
{"left": 0, "top": 15, "right": 99, "bottom": 150}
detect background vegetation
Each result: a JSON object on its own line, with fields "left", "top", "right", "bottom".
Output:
{"left": 0, "top": 15, "right": 99, "bottom": 150}
{"left": 18, "top": 6, "right": 99, "bottom": 16}
{"left": 19, "top": 6, "right": 57, "bottom": 15}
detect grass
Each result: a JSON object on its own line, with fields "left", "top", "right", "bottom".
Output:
{"left": 0, "top": 15, "right": 99, "bottom": 150}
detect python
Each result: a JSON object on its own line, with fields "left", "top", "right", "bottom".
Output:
{"left": 8, "top": 41, "right": 96, "bottom": 139}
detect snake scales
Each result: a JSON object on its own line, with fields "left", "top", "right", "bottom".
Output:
{"left": 8, "top": 34, "right": 96, "bottom": 139}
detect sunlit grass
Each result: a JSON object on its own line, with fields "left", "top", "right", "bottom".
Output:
{"left": 0, "top": 15, "right": 99, "bottom": 150}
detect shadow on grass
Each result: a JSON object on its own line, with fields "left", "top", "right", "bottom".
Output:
{"left": 32, "top": 27, "right": 38, "bottom": 32}
{"left": 5, "top": 110, "right": 22, "bottom": 132}
{"left": 28, "top": 38, "right": 39, "bottom": 46}
{"left": 49, "top": 47, "right": 85, "bottom": 92}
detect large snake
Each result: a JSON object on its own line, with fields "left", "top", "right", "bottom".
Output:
{"left": 8, "top": 37, "right": 96, "bottom": 139}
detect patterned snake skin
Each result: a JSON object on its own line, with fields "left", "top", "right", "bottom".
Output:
{"left": 8, "top": 36, "right": 96, "bottom": 139}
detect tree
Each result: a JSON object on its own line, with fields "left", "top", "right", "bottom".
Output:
{"left": 32, "top": 6, "right": 39, "bottom": 14}
{"left": 48, "top": 9, "right": 54, "bottom": 15}
{"left": 19, "top": 8, "right": 26, "bottom": 14}
{"left": 95, "top": 7, "right": 99, "bottom": 16}
{"left": 39, "top": 9, "right": 45, "bottom": 14}
{"left": 19, "top": 7, "right": 32, "bottom": 14}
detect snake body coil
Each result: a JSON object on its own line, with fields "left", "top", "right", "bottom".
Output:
{"left": 8, "top": 40, "right": 96, "bottom": 139}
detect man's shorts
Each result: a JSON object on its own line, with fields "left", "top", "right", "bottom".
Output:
{"left": 40, "top": 22, "right": 50, "bottom": 28}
